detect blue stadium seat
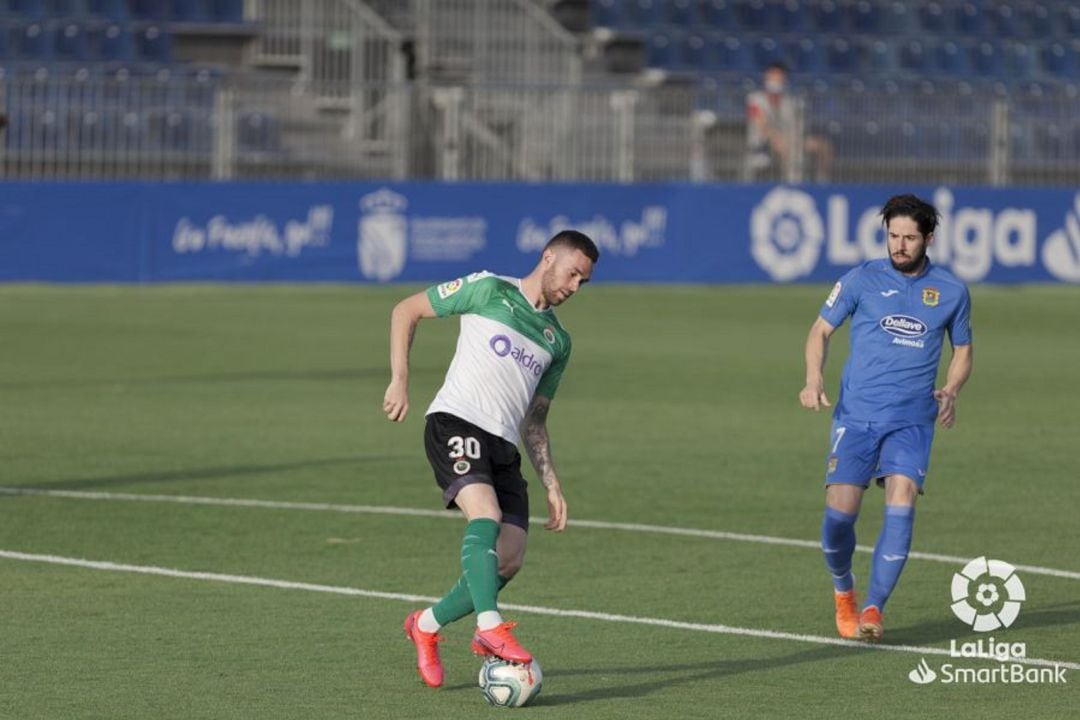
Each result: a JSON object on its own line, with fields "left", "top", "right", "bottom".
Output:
{"left": 775, "top": 0, "right": 806, "bottom": 33}
{"left": 826, "top": 36, "right": 855, "bottom": 74}
{"left": 15, "top": 22, "right": 52, "bottom": 59}
{"left": 128, "top": 0, "right": 167, "bottom": 20}
{"left": 645, "top": 30, "right": 674, "bottom": 67}
{"left": 1041, "top": 41, "right": 1079, "bottom": 80}
{"left": 882, "top": 2, "right": 914, "bottom": 34}
{"left": 53, "top": 21, "right": 87, "bottom": 60}
{"left": 856, "top": 37, "right": 893, "bottom": 75}
{"left": 0, "top": 24, "right": 8, "bottom": 61}
{"left": 590, "top": 0, "right": 622, "bottom": 28}
{"left": 133, "top": 24, "right": 171, "bottom": 62}
{"left": 968, "top": 41, "right": 1001, "bottom": 77}
{"left": 663, "top": 0, "right": 697, "bottom": 26}
{"left": 734, "top": 0, "right": 771, "bottom": 31}
{"left": 86, "top": 0, "right": 126, "bottom": 20}
{"left": 699, "top": 0, "right": 735, "bottom": 29}
{"left": 45, "top": 0, "right": 85, "bottom": 16}
{"left": 207, "top": 0, "right": 242, "bottom": 20}
{"left": 708, "top": 34, "right": 749, "bottom": 71}
{"left": 150, "top": 109, "right": 195, "bottom": 152}
{"left": 934, "top": 39, "right": 969, "bottom": 76}
{"left": 237, "top": 110, "right": 282, "bottom": 153}
{"left": 1027, "top": 3, "right": 1052, "bottom": 38}
{"left": 897, "top": 39, "right": 928, "bottom": 74}
{"left": 87, "top": 21, "right": 131, "bottom": 61}
{"left": 917, "top": 1, "right": 949, "bottom": 35}
{"left": 811, "top": 0, "right": 843, "bottom": 33}
{"left": 170, "top": 0, "right": 205, "bottom": 22}
{"left": 953, "top": 1, "right": 982, "bottom": 35}
{"left": 787, "top": 36, "right": 824, "bottom": 75}
{"left": 1004, "top": 42, "right": 1037, "bottom": 81}
{"left": 5, "top": 108, "right": 65, "bottom": 152}
{"left": 750, "top": 35, "right": 784, "bottom": 69}
{"left": 848, "top": 0, "right": 880, "bottom": 34}
{"left": 9, "top": 0, "right": 46, "bottom": 19}
{"left": 1060, "top": 5, "right": 1080, "bottom": 38}
{"left": 623, "top": 0, "right": 662, "bottom": 27}
{"left": 673, "top": 31, "right": 708, "bottom": 69}
{"left": 985, "top": 4, "right": 1017, "bottom": 39}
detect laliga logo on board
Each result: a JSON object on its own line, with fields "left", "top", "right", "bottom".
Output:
{"left": 950, "top": 556, "right": 1026, "bottom": 632}
{"left": 358, "top": 188, "right": 408, "bottom": 282}
{"left": 749, "top": 187, "right": 1080, "bottom": 282}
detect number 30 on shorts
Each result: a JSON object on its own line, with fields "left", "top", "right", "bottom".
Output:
{"left": 447, "top": 435, "right": 481, "bottom": 460}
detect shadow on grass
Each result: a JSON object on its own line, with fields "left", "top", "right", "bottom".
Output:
{"left": 888, "top": 599, "right": 1080, "bottom": 646}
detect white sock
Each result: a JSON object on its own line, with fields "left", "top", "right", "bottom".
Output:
{"left": 417, "top": 608, "right": 441, "bottom": 634}
{"left": 476, "top": 611, "right": 504, "bottom": 631}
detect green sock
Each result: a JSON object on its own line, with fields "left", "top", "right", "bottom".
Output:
{"left": 432, "top": 574, "right": 511, "bottom": 627}
{"left": 457, "top": 518, "right": 501, "bottom": 616}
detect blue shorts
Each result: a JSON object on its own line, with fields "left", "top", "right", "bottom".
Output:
{"left": 823, "top": 419, "right": 935, "bottom": 492}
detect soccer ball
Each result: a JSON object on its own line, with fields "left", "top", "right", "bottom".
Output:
{"left": 478, "top": 656, "right": 543, "bottom": 708}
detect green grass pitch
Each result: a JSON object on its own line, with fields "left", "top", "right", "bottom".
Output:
{"left": 1, "top": 283, "right": 1078, "bottom": 719}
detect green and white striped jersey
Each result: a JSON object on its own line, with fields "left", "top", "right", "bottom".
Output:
{"left": 424, "top": 271, "right": 573, "bottom": 444}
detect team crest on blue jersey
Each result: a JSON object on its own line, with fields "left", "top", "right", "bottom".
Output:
{"left": 543, "top": 327, "right": 555, "bottom": 345}
{"left": 827, "top": 456, "right": 838, "bottom": 474}
{"left": 922, "top": 288, "right": 940, "bottom": 307}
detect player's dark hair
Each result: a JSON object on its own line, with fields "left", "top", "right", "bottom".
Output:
{"left": 545, "top": 230, "right": 600, "bottom": 263}
{"left": 881, "top": 194, "right": 940, "bottom": 237}
{"left": 765, "top": 61, "right": 788, "bottom": 75}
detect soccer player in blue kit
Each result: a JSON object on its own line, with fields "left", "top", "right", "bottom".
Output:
{"left": 799, "top": 194, "right": 973, "bottom": 642}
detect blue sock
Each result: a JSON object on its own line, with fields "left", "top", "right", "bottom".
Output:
{"left": 866, "top": 504, "right": 916, "bottom": 611}
{"left": 821, "top": 506, "right": 858, "bottom": 592}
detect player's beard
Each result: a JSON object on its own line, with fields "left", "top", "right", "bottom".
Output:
{"left": 540, "top": 265, "right": 564, "bottom": 307}
{"left": 890, "top": 245, "right": 927, "bottom": 274}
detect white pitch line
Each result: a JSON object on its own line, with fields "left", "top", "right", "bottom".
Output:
{"left": 3, "top": 486, "right": 1080, "bottom": 581}
{"left": 2, "top": 549, "right": 1077, "bottom": 672}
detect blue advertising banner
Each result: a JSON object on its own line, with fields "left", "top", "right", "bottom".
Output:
{"left": 2, "top": 181, "right": 1079, "bottom": 283}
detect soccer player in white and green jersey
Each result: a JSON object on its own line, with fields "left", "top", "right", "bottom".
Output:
{"left": 384, "top": 230, "right": 598, "bottom": 688}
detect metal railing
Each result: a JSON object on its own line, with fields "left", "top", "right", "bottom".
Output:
{"left": 3, "top": 68, "right": 1080, "bottom": 185}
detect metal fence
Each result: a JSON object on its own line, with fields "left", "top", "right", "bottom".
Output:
{"left": 3, "top": 67, "right": 1080, "bottom": 185}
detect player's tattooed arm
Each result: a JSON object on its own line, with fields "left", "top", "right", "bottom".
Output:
{"left": 522, "top": 394, "right": 559, "bottom": 489}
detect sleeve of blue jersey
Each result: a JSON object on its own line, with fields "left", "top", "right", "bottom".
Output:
{"left": 948, "top": 285, "right": 973, "bottom": 346}
{"left": 819, "top": 266, "right": 862, "bottom": 327}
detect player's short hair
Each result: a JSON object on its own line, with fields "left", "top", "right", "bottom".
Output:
{"left": 544, "top": 230, "right": 600, "bottom": 263}
{"left": 881, "top": 194, "right": 940, "bottom": 237}
{"left": 764, "top": 61, "right": 788, "bottom": 75}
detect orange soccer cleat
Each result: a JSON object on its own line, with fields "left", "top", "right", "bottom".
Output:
{"left": 834, "top": 589, "right": 859, "bottom": 639}
{"left": 471, "top": 621, "right": 533, "bottom": 663}
{"left": 857, "top": 606, "right": 884, "bottom": 643}
{"left": 404, "top": 610, "right": 445, "bottom": 688}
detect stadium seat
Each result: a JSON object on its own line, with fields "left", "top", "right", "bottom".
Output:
{"left": 133, "top": 24, "right": 171, "bottom": 62}
{"left": 856, "top": 37, "right": 893, "bottom": 75}
{"left": 811, "top": 0, "right": 843, "bottom": 33}
{"left": 645, "top": 30, "right": 674, "bottom": 67}
{"left": 128, "top": 0, "right": 167, "bottom": 20}
{"left": 1041, "top": 41, "right": 1079, "bottom": 80}
{"left": 775, "top": 0, "right": 806, "bottom": 33}
{"left": 985, "top": 4, "right": 1017, "bottom": 39}
{"left": 1003, "top": 42, "right": 1036, "bottom": 81}
{"left": 734, "top": 0, "right": 771, "bottom": 31}
{"left": 897, "top": 39, "right": 928, "bottom": 74}
{"left": 1027, "top": 3, "right": 1052, "bottom": 38}
{"left": 953, "top": 2, "right": 983, "bottom": 36}
{"left": 708, "top": 34, "right": 749, "bottom": 71}
{"left": 237, "top": 109, "right": 282, "bottom": 153}
{"left": 45, "top": 0, "right": 85, "bottom": 16}
{"left": 848, "top": 0, "right": 880, "bottom": 34}
{"left": 623, "top": 0, "right": 662, "bottom": 28}
{"left": 787, "top": 36, "right": 825, "bottom": 75}
{"left": 749, "top": 35, "right": 783, "bottom": 68}
{"left": 209, "top": 0, "right": 244, "bottom": 23}
{"left": 663, "top": 0, "right": 697, "bottom": 26}
{"left": 699, "top": 0, "right": 735, "bottom": 29}
{"left": 916, "top": 1, "right": 949, "bottom": 35}
{"left": 9, "top": 0, "right": 46, "bottom": 19}
{"left": 826, "top": 37, "right": 855, "bottom": 74}
{"left": 87, "top": 21, "right": 131, "bottom": 61}
{"left": 673, "top": 32, "right": 708, "bottom": 70}
{"left": 170, "top": 0, "right": 205, "bottom": 22}
{"left": 0, "top": 24, "right": 8, "bottom": 61}
{"left": 968, "top": 41, "right": 1001, "bottom": 77}
{"left": 52, "top": 21, "right": 87, "bottom": 60}
{"left": 86, "top": 0, "right": 126, "bottom": 20}
{"left": 590, "top": 0, "right": 622, "bottom": 28}
{"left": 15, "top": 22, "right": 52, "bottom": 59}
{"left": 1060, "top": 5, "right": 1080, "bottom": 38}
{"left": 934, "top": 39, "right": 968, "bottom": 76}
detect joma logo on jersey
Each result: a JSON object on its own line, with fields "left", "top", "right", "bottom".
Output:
{"left": 880, "top": 314, "right": 927, "bottom": 338}
{"left": 489, "top": 335, "right": 545, "bottom": 377}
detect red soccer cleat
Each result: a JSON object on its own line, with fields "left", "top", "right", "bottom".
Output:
{"left": 471, "top": 621, "right": 533, "bottom": 663}
{"left": 834, "top": 589, "right": 859, "bottom": 639}
{"left": 858, "top": 605, "right": 884, "bottom": 643}
{"left": 404, "top": 610, "right": 445, "bottom": 688}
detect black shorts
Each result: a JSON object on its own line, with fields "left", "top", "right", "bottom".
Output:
{"left": 424, "top": 412, "right": 529, "bottom": 531}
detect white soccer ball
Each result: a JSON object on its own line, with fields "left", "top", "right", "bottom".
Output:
{"left": 477, "top": 656, "right": 543, "bottom": 708}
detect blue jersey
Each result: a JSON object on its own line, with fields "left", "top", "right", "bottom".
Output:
{"left": 820, "top": 258, "right": 972, "bottom": 424}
